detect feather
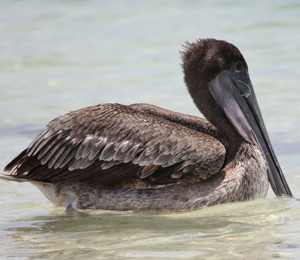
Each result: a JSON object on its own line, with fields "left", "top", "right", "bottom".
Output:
{"left": 4, "top": 103, "right": 226, "bottom": 188}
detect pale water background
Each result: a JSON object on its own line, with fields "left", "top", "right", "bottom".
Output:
{"left": 1, "top": 0, "right": 300, "bottom": 259}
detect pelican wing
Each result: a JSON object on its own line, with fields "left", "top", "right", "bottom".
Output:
{"left": 4, "top": 103, "right": 226, "bottom": 188}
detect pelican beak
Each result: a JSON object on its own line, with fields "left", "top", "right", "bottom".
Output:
{"left": 209, "top": 63, "right": 292, "bottom": 197}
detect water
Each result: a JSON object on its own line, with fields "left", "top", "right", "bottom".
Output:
{"left": 1, "top": 0, "right": 300, "bottom": 259}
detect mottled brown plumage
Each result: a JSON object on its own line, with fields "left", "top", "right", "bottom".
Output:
{"left": 5, "top": 103, "right": 226, "bottom": 188}
{"left": 1, "top": 38, "right": 292, "bottom": 211}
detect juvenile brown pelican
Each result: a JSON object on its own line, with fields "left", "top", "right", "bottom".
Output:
{"left": 1, "top": 38, "right": 292, "bottom": 211}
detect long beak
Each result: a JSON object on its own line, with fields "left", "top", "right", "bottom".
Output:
{"left": 209, "top": 66, "right": 292, "bottom": 197}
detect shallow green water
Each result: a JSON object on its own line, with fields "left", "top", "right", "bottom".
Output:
{"left": 1, "top": 0, "right": 300, "bottom": 259}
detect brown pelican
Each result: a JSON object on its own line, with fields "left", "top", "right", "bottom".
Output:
{"left": 1, "top": 38, "right": 292, "bottom": 211}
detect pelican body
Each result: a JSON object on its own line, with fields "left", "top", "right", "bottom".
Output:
{"left": 1, "top": 39, "right": 292, "bottom": 211}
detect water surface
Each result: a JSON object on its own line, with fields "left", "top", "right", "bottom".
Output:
{"left": 1, "top": 0, "right": 300, "bottom": 259}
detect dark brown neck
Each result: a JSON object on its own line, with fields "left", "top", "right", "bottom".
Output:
{"left": 188, "top": 81, "right": 245, "bottom": 158}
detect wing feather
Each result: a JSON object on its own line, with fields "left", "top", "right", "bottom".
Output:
{"left": 4, "top": 103, "right": 226, "bottom": 188}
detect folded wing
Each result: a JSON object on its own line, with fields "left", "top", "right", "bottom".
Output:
{"left": 5, "top": 103, "right": 226, "bottom": 188}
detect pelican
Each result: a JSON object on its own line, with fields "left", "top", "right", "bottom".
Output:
{"left": 1, "top": 38, "right": 292, "bottom": 211}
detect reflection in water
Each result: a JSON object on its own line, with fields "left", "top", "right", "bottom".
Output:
{"left": 1, "top": 0, "right": 300, "bottom": 259}
{"left": 2, "top": 198, "right": 300, "bottom": 259}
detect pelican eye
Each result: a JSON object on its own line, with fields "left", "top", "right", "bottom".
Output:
{"left": 234, "top": 62, "right": 243, "bottom": 72}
